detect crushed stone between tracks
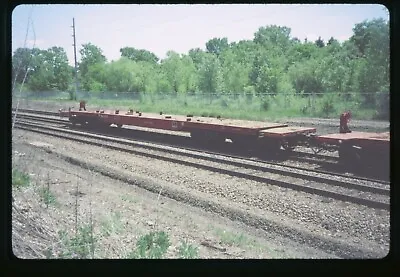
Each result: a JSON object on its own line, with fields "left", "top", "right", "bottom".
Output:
{"left": 10, "top": 128, "right": 389, "bottom": 259}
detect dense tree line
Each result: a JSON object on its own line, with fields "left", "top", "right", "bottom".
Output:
{"left": 12, "top": 18, "right": 389, "bottom": 108}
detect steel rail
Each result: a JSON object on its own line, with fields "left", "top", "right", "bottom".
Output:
{"left": 14, "top": 120, "right": 390, "bottom": 210}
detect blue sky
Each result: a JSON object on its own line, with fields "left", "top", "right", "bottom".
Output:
{"left": 11, "top": 4, "right": 389, "bottom": 66}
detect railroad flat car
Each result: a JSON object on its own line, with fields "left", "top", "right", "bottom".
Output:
{"left": 315, "top": 131, "right": 390, "bottom": 171}
{"left": 59, "top": 105, "right": 390, "bottom": 172}
{"left": 59, "top": 107, "right": 316, "bottom": 152}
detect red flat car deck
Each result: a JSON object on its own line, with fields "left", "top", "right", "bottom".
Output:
{"left": 316, "top": 131, "right": 390, "bottom": 148}
{"left": 316, "top": 131, "right": 390, "bottom": 143}
{"left": 260, "top": 126, "right": 317, "bottom": 138}
{"left": 63, "top": 109, "right": 316, "bottom": 138}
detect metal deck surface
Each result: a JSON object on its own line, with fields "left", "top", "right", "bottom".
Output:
{"left": 316, "top": 131, "right": 390, "bottom": 145}
{"left": 317, "top": 131, "right": 389, "bottom": 140}
{"left": 71, "top": 110, "right": 289, "bottom": 130}
{"left": 260, "top": 126, "right": 317, "bottom": 138}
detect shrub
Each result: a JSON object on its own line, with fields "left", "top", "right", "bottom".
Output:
{"left": 375, "top": 91, "right": 390, "bottom": 120}
{"left": 38, "top": 187, "right": 57, "bottom": 206}
{"left": 128, "top": 231, "right": 171, "bottom": 259}
{"left": 219, "top": 98, "right": 228, "bottom": 108}
{"left": 301, "top": 105, "right": 309, "bottom": 115}
{"left": 12, "top": 168, "right": 30, "bottom": 189}
{"left": 321, "top": 99, "right": 335, "bottom": 117}
{"left": 100, "top": 211, "right": 124, "bottom": 237}
{"left": 57, "top": 224, "right": 97, "bottom": 259}
{"left": 260, "top": 98, "right": 270, "bottom": 111}
{"left": 318, "top": 94, "right": 336, "bottom": 117}
{"left": 178, "top": 240, "right": 199, "bottom": 259}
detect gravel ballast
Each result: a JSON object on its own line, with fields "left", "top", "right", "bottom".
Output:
{"left": 11, "top": 128, "right": 390, "bottom": 259}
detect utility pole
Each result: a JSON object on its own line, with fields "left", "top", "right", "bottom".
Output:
{"left": 72, "top": 18, "right": 78, "bottom": 101}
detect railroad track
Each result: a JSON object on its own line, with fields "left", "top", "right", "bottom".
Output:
{"left": 12, "top": 108, "right": 61, "bottom": 117}
{"left": 14, "top": 109, "right": 340, "bottom": 158}
{"left": 16, "top": 114, "right": 389, "bottom": 186}
{"left": 13, "top": 114, "right": 70, "bottom": 126}
{"left": 12, "top": 110, "right": 389, "bottom": 182}
{"left": 13, "top": 117, "right": 390, "bottom": 210}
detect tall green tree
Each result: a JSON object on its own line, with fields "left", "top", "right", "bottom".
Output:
{"left": 198, "top": 53, "right": 225, "bottom": 95}
{"left": 136, "top": 61, "right": 158, "bottom": 93}
{"left": 21, "top": 16, "right": 386, "bottom": 108}
{"left": 205, "top": 37, "right": 229, "bottom": 56}
{"left": 220, "top": 49, "right": 250, "bottom": 94}
{"left": 229, "top": 40, "right": 258, "bottom": 67}
{"left": 26, "top": 49, "right": 54, "bottom": 91}
{"left": 17, "top": 47, "right": 72, "bottom": 92}
{"left": 253, "top": 25, "right": 292, "bottom": 54}
{"left": 160, "top": 51, "right": 186, "bottom": 94}
{"left": 79, "top": 43, "right": 107, "bottom": 81}
{"left": 350, "top": 18, "right": 385, "bottom": 57}
{"left": 350, "top": 18, "right": 389, "bottom": 105}
{"left": 81, "top": 62, "right": 107, "bottom": 92}
{"left": 44, "top": 46, "right": 72, "bottom": 91}
{"left": 188, "top": 48, "right": 206, "bottom": 69}
{"left": 288, "top": 58, "right": 324, "bottom": 94}
{"left": 104, "top": 57, "right": 141, "bottom": 92}
{"left": 249, "top": 48, "right": 280, "bottom": 95}
{"left": 120, "top": 47, "right": 159, "bottom": 64}
{"left": 327, "top": 37, "right": 339, "bottom": 46}
{"left": 180, "top": 54, "right": 198, "bottom": 93}
{"left": 286, "top": 41, "right": 318, "bottom": 70}
{"left": 315, "top": 36, "right": 325, "bottom": 48}
{"left": 12, "top": 47, "right": 36, "bottom": 85}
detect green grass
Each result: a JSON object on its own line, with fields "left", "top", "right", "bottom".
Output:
{"left": 177, "top": 239, "right": 199, "bottom": 259}
{"left": 12, "top": 168, "right": 31, "bottom": 189}
{"left": 123, "top": 231, "right": 200, "bottom": 259}
{"left": 126, "top": 231, "right": 171, "bottom": 259}
{"left": 120, "top": 194, "right": 137, "bottom": 203}
{"left": 100, "top": 211, "right": 124, "bottom": 237}
{"left": 214, "top": 228, "right": 253, "bottom": 248}
{"left": 212, "top": 227, "right": 283, "bottom": 258}
{"left": 55, "top": 224, "right": 97, "bottom": 259}
{"left": 38, "top": 186, "right": 57, "bottom": 206}
{"left": 26, "top": 92, "right": 386, "bottom": 121}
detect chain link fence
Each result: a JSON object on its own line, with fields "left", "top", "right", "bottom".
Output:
{"left": 12, "top": 90, "right": 389, "bottom": 119}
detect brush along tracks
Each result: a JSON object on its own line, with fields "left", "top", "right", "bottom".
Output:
{"left": 14, "top": 116, "right": 390, "bottom": 211}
